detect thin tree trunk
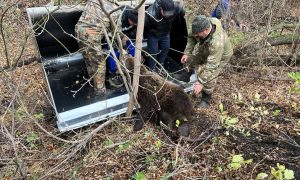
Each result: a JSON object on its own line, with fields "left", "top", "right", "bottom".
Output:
{"left": 126, "top": 0, "right": 145, "bottom": 116}
{"left": 268, "top": 35, "right": 300, "bottom": 46}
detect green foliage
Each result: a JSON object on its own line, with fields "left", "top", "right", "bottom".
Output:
{"left": 33, "top": 113, "right": 44, "bottom": 120}
{"left": 238, "top": 128, "right": 251, "bottom": 137}
{"left": 102, "top": 138, "right": 113, "bottom": 148}
{"left": 52, "top": 0, "right": 62, "bottom": 5}
{"left": 175, "top": 118, "right": 188, "bottom": 128}
{"left": 26, "top": 132, "right": 39, "bottom": 149}
{"left": 271, "top": 163, "right": 294, "bottom": 180}
{"left": 223, "top": 116, "right": 239, "bottom": 130}
{"left": 155, "top": 140, "right": 161, "bottom": 149}
{"left": 232, "top": 92, "right": 243, "bottom": 103}
{"left": 272, "top": 109, "right": 281, "bottom": 116}
{"left": 249, "top": 105, "right": 269, "bottom": 117}
{"left": 71, "top": 162, "right": 83, "bottom": 180}
{"left": 256, "top": 172, "right": 268, "bottom": 180}
{"left": 230, "top": 32, "right": 247, "bottom": 47}
{"left": 228, "top": 154, "right": 252, "bottom": 170}
{"left": 254, "top": 93, "right": 261, "bottom": 102}
{"left": 29, "top": 175, "right": 39, "bottom": 180}
{"left": 289, "top": 72, "right": 300, "bottom": 84}
{"left": 145, "top": 154, "right": 155, "bottom": 165}
{"left": 247, "top": 101, "right": 269, "bottom": 126}
{"left": 116, "top": 142, "right": 131, "bottom": 153}
{"left": 219, "top": 103, "right": 239, "bottom": 129}
{"left": 284, "top": 170, "right": 295, "bottom": 180}
{"left": 268, "top": 30, "right": 283, "bottom": 38}
{"left": 215, "top": 166, "right": 223, "bottom": 173}
{"left": 219, "top": 103, "right": 225, "bottom": 112}
{"left": 133, "top": 172, "right": 147, "bottom": 180}
{"left": 162, "top": 173, "right": 171, "bottom": 180}
{"left": 175, "top": 119, "right": 180, "bottom": 127}
{"left": 289, "top": 72, "right": 300, "bottom": 95}
{"left": 15, "top": 108, "right": 27, "bottom": 121}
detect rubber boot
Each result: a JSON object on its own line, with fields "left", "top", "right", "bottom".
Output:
{"left": 197, "top": 92, "right": 212, "bottom": 108}
{"left": 108, "top": 74, "right": 124, "bottom": 88}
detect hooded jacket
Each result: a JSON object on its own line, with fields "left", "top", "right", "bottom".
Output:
{"left": 120, "top": 6, "right": 138, "bottom": 39}
{"left": 144, "top": 0, "right": 184, "bottom": 37}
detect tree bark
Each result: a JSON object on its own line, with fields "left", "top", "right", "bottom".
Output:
{"left": 231, "top": 54, "right": 300, "bottom": 66}
{"left": 268, "top": 35, "right": 300, "bottom": 46}
{"left": 126, "top": 0, "right": 145, "bottom": 116}
{"left": 234, "top": 34, "right": 300, "bottom": 57}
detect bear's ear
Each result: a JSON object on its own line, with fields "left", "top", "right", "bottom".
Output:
{"left": 124, "top": 57, "right": 135, "bottom": 72}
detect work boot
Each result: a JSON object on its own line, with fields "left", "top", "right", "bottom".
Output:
{"left": 108, "top": 74, "right": 124, "bottom": 88}
{"left": 94, "top": 81, "right": 106, "bottom": 96}
{"left": 94, "top": 88, "right": 106, "bottom": 96}
{"left": 196, "top": 92, "right": 212, "bottom": 108}
{"left": 133, "top": 119, "right": 144, "bottom": 131}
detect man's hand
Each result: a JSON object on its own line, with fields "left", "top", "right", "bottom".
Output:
{"left": 240, "top": 23, "right": 249, "bottom": 31}
{"left": 122, "top": 36, "right": 129, "bottom": 46}
{"left": 193, "top": 81, "right": 203, "bottom": 96}
{"left": 181, "top": 54, "right": 189, "bottom": 64}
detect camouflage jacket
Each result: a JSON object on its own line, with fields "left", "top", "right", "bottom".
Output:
{"left": 184, "top": 17, "right": 233, "bottom": 84}
{"left": 78, "top": 1, "right": 137, "bottom": 39}
{"left": 78, "top": 0, "right": 118, "bottom": 27}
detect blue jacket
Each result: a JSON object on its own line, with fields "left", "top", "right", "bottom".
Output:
{"left": 211, "top": 0, "right": 229, "bottom": 19}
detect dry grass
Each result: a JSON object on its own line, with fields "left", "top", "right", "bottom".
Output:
{"left": 0, "top": 0, "right": 299, "bottom": 179}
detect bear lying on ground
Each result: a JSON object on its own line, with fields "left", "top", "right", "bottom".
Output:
{"left": 124, "top": 58, "right": 194, "bottom": 137}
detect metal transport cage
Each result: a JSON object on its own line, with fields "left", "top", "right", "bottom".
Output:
{"left": 26, "top": 2, "right": 195, "bottom": 132}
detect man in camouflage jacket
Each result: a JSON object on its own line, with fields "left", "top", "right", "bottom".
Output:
{"left": 75, "top": 0, "right": 138, "bottom": 95}
{"left": 181, "top": 15, "right": 233, "bottom": 108}
{"left": 75, "top": 0, "right": 116, "bottom": 95}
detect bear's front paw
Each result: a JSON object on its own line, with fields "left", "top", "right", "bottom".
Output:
{"left": 133, "top": 119, "right": 144, "bottom": 132}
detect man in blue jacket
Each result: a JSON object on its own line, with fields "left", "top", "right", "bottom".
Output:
{"left": 106, "top": 6, "right": 138, "bottom": 88}
{"left": 212, "top": 0, "right": 229, "bottom": 19}
{"left": 211, "top": 0, "right": 246, "bottom": 31}
{"left": 144, "top": 0, "right": 184, "bottom": 71}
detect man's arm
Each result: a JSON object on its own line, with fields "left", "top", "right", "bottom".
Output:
{"left": 181, "top": 17, "right": 197, "bottom": 63}
{"left": 184, "top": 35, "right": 197, "bottom": 55}
{"left": 183, "top": 17, "right": 197, "bottom": 55}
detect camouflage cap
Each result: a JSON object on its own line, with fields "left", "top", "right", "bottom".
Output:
{"left": 191, "top": 15, "right": 210, "bottom": 35}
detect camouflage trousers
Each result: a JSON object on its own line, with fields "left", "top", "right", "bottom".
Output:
{"left": 75, "top": 23, "right": 106, "bottom": 94}
{"left": 189, "top": 53, "right": 232, "bottom": 95}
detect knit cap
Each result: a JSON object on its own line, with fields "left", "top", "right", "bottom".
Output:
{"left": 191, "top": 15, "right": 210, "bottom": 35}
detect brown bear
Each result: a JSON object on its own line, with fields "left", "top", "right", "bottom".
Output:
{"left": 124, "top": 58, "right": 194, "bottom": 137}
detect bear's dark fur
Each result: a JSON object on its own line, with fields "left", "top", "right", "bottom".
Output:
{"left": 124, "top": 58, "right": 194, "bottom": 136}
